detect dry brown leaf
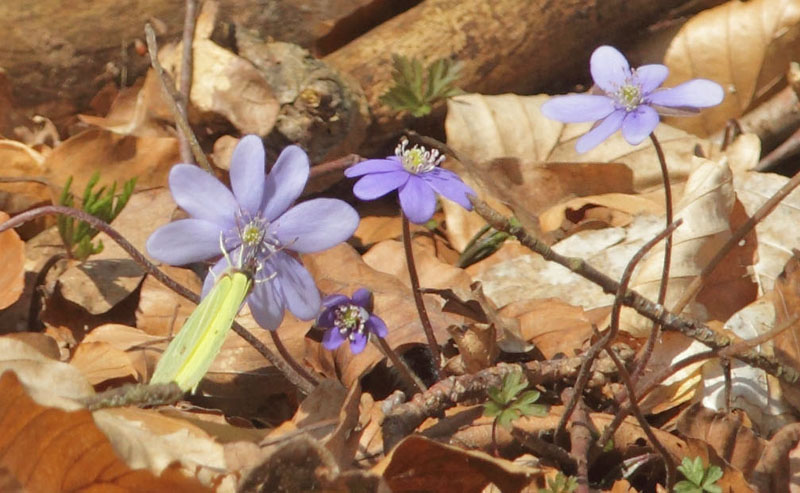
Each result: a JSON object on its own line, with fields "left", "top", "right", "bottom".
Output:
{"left": 539, "top": 193, "right": 664, "bottom": 235}
{"left": 136, "top": 265, "right": 203, "bottom": 337}
{"left": 677, "top": 403, "right": 765, "bottom": 478}
{"left": 0, "top": 372, "right": 210, "bottom": 492}
{"left": 0, "top": 211, "right": 24, "bottom": 311}
{"left": 753, "top": 423, "right": 800, "bottom": 492}
{"left": 70, "top": 341, "right": 139, "bottom": 386}
{"left": 159, "top": 1, "right": 279, "bottom": 136}
{"left": 0, "top": 140, "right": 50, "bottom": 219}
{"left": 662, "top": 0, "right": 800, "bottom": 136}
{"left": 619, "top": 157, "right": 735, "bottom": 337}
{"left": 498, "top": 298, "right": 594, "bottom": 359}
{"left": 58, "top": 188, "right": 176, "bottom": 314}
{"left": 70, "top": 324, "right": 164, "bottom": 386}
{"left": 43, "top": 128, "right": 178, "bottom": 193}
{"left": 373, "top": 435, "right": 536, "bottom": 493}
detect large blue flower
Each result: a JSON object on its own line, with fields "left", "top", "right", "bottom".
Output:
{"left": 541, "top": 45, "right": 724, "bottom": 153}
{"left": 147, "top": 135, "right": 359, "bottom": 330}
{"left": 344, "top": 139, "right": 476, "bottom": 224}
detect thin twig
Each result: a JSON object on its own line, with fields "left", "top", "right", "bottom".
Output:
{"left": 555, "top": 219, "right": 680, "bottom": 443}
{"left": 402, "top": 213, "right": 442, "bottom": 378}
{"left": 0, "top": 205, "right": 314, "bottom": 394}
{"left": 144, "top": 23, "right": 212, "bottom": 172}
{"left": 178, "top": 0, "right": 198, "bottom": 164}
{"left": 469, "top": 196, "right": 800, "bottom": 386}
{"left": 268, "top": 329, "right": 319, "bottom": 386}
{"left": 633, "top": 133, "right": 674, "bottom": 381}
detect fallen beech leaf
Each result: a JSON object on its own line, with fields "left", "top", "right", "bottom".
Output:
{"left": 677, "top": 403, "right": 765, "bottom": 478}
{"left": 619, "top": 157, "right": 735, "bottom": 337}
{"left": 539, "top": 193, "right": 663, "bottom": 235}
{"left": 43, "top": 128, "right": 178, "bottom": 193}
{"left": 70, "top": 324, "right": 164, "bottom": 386}
{"left": 374, "top": 435, "right": 536, "bottom": 493}
{"left": 662, "top": 0, "right": 800, "bottom": 136}
{"left": 58, "top": 188, "right": 176, "bottom": 314}
{"left": 0, "top": 140, "right": 49, "bottom": 218}
{"left": 752, "top": 423, "right": 800, "bottom": 492}
{"left": 0, "top": 211, "right": 24, "bottom": 311}
{"left": 70, "top": 341, "right": 138, "bottom": 386}
{"left": 159, "top": 1, "right": 279, "bottom": 136}
{"left": 498, "top": 298, "right": 594, "bottom": 359}
{"left": 0, "top": 372, "right": 209, "bottom": 492}
{"left": 136, "top": 265, "right": 203, "bottom": 338}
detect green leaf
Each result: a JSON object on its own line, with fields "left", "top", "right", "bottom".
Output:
{"left": 380, "top": 54, "right": 463, "bottom": 117}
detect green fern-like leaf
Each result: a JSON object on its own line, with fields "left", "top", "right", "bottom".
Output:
{"left": 380, "top": 54, "right": 463, "bottom": 117}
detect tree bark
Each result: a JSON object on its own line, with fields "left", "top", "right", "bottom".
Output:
{"left": 324, "top": 0, "right": 727, "bottom": 153}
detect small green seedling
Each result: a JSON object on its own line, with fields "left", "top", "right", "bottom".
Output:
{"left": 539, "top": 472, "right": 578, "bottom": 493}
{"left": 380, "top": 54, "right": 463, "bottom": 117}
{"left": 484, "top": 370, "right": 547, "bottom": 429}
{"left": 674, "top": 456, "right": 723, "bottom": 493}
{"left": 150, "top": 270, "right": 252, "bottom": 392}
{"left": 57, "top": 171, "right": 136, "bottom": 260}
{"left": 457, "top": 217, "right": 521, "bottom": 268}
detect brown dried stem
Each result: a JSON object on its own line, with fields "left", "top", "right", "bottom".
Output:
{"left": 268, "top": 329, "right": 319, "bottom": 387}
{"left": 178, "top": 0, "right": 198, "bottom": 164}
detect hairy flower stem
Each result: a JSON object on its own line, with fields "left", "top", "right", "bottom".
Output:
{"left": 632, "top": 133, "right": 674, "bottom": 382}
{"left": 402, "top": 214, "right": 442, "bottom": 377}
{"left": 0, "top": 205, "right": 315, "bottom": 395}
{"left": 373, "top": 336, "right": 427, "bottom": 394}
{"left": 269, "top": 330, "right": 319, "bottom": 387}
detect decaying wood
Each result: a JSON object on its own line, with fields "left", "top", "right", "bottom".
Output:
{"left": 0, "top": 0, "right": 379, "bottom": 108}
{"left": 324, "top": 0, "right": 727, "bottom": 153}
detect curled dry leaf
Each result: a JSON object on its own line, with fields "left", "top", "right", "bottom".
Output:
{"left": 0, "top": 211, "right": 25, "bottom": 311}
{"left": 0, "top": 139, "right": 49, "bottom": 217}
{"left": 136, "top": 264, "right": 203, "bottom": 337}
{"left": 0, "top": 372, "right": 210, "bottom": 492}
{"left": 618, "top": 157, "right": 736, "bottom": 337}
{"left": 498, "top": 298, "right": 594, "bottom": 359}
{"left": 70, "top": 324, "right": 165, "bottom": 386}
{"left": 159, "top": 1, "right": 279, "bottom": 137}
{"left": 662, "top": 0, "right": 800, "bottom": 136}
{"left": 373, "top": 435, "right": 536, "bottom": 493}
{"left": 752, "top": 422, "right": 800, "bottom": 492}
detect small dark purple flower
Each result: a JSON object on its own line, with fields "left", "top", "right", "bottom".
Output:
{"left": 541, "top": 45, "right": 724, "bottom": 153}
{"left": 318, "top": 288, "right": 388, "bottom": 354}
{"left": 146, "top": 135, "right": 359, "bottom": 331}
{"left": 344, "top": 138, "right": 476, "bottom": 224}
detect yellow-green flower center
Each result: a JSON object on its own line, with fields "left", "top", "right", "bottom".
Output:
{"left": 615, "top": 84, "right": 642, "bottom": 111}
{"left": 241, "top": 222, "right": 263, "bottom": 246}
{"left": 335, "top": 303, "right": 369, "bottom": 341}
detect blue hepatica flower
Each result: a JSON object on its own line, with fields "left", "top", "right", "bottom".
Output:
{"left": 146, "top": 135, "right": 359, "bottom": 330}
{"left": 317, "top": 288, "right": 388, "bottom": 354}
{"left": 541, "top": 45, "right": 724, "bottom": 153}
{"left": 344, "top": 138, "right": 476, "bottom": 224}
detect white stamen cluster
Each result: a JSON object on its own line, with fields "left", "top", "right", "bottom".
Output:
{"left": 334, "top": 303, "right": 370, "bottom": 342}
{"left": 613, "top": 76, "right": 643, "bottom": 112}
{"left": 221, "top": 211, "right": 280, "bottom": 276}
{"left": 395, "top": 138, "right": 445, "bottom": 174}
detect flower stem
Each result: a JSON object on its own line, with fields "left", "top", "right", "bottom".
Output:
{"left": 373, "top": 336, "right": 427, "bottom": 394}
{"left": 632, "top": 133, "right": 674, "bottom": 381}
{"left": 268, "top": 329, "right": 319, "bottom": 386}
{"left": 401, "top": 213, "right": 442, "bottom": 377}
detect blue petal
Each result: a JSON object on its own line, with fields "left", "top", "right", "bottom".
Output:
{"left": 349, "top": 333, "right": 368, "bottom": 354}
{"left": 248, "top": 269, "right": 286, "bottom": 331}
{"left": 646, "top": 79, "right": 725, "bottom": 109}
{"left": 590, "top": 46, "right": 631, "bottom": 93}
{"left": 366, "top": 315, "right": 388, "bottom": 338}
{"left": 230, "top": 135, "right": 266, "bottom": 216}
{"left": 398, "top": 175, "right": 437, "bottom": 224}
{"left": 352, "top": 171, "right": 409, "bottom": 201}
{"left": 621, "top": 105, "right": 660, "bottom": 145}
{"left": 322, "top": 328, "right": 346, "bottom": 351}
{"left": 541, "top": 95, "right": 616, "bottom": 123}
{"left": 272, "top": 252, "right": 321, "bottom": 321}
{"left": 262, "top": 146, "right": 310, "bottom": 222}
{"left": 316, "top": 306, "right": 337, "bottom": 329}
{"left": 344, "top": 158, "right": 404, "bottom": 177}
{"left": 351, "top": 288, "right": 372, "bottom": 309}
{"left": 421, "top": 168, "right": 475, "bottom": 210}
{"left": 169, "top": 165, "right": 237, "bottom": 228}
{"left": 271, "top": 198, "right": 359, "bottom": 253}
{"left": 635, "top": 64, "right": 669, "bottom": 94}
{"left": 146, "top": 219, "right": 224, "bottom": 265}
{"left": 322, "top": 294, "right": 349, "bottom": 308}
{"left": 575, "top": 109, "right": 626, "bottom": 153}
